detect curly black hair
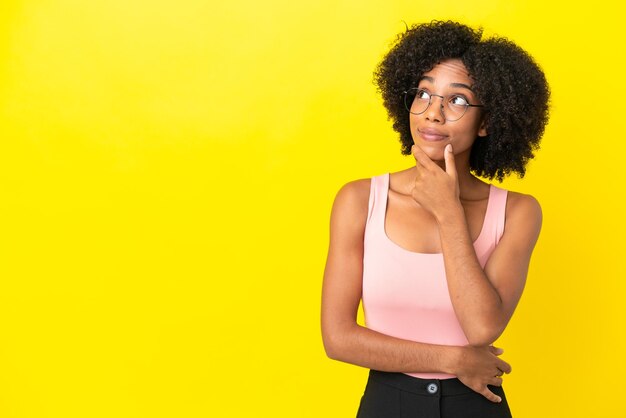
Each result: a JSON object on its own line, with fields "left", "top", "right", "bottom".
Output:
{"left": 374, "top": 20, "right": 550, "bottom": 181}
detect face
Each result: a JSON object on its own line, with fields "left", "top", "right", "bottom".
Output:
{"left": 409, "top": 59, "right": 487, "bottom": 162}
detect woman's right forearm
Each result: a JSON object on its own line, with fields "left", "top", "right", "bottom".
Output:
{"left": 323, "top": 323, "right": 460, "bottom": 375}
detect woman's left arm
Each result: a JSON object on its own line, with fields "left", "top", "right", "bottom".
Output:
{"left": 412, "top": 144, "right": 542, "bottom": 346}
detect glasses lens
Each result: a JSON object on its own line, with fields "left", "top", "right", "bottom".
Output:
{"left": 404, "top": 88, "right": 429, "bottom": 115}
{"left": 404, "top": 89, "right": 472, "bottom": 121}
{"left": 443, "top": 100, "right": 467, "bottom": 122}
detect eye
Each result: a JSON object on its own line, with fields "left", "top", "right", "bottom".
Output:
{"left": 416, "top": 89, "right": 430, "bottom": 100}
{"left": 449, "top": 95, "right": 469, "bottom": 106}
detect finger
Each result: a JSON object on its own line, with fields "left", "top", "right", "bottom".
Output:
{"left": 412, "top": 145, "right": 436, "bottom": 169}
{"left": 496, "top": 359, "right": 512, "bottom": 374}
{"left": 413, "top": 165, "right": 422, "bottom": 183}
{"left": 444, "top": 144, "right": 457, "bottom": 179}
{"left": 490, "top": 377, "right": 504, "bottom": 387}
{"left": 480, "top": 387, "right": 502, "bottom": 403}
{"left": 490, "top": 346, "right": 504, "bottom": 356}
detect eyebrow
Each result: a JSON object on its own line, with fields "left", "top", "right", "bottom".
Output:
{"left": 419, "top": 76, "right": 475, "bottom": 92}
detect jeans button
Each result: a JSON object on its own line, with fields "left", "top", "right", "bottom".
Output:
{"left": 427, "top": 383, "right": 438, "bottom": 394}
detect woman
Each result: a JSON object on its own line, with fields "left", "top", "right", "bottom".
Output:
{"left": 321, "top": 21, "right": 549, "bottom": 417}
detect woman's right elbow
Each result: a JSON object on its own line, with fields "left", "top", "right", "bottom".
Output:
{"left": 322, "top": 325, "right": 352, "bottom": 361}
{"left": 322, "top": 330, "right": 341, "bottom": 360}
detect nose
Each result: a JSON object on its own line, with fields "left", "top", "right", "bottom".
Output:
{"left": 424, "top": 94, "right": 445, "bottom": 123}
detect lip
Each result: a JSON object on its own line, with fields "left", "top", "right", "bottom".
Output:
{"left": 418, "top": 128, "right": 448, "bottom": 142}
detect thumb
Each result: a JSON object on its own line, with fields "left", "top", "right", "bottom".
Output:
{"left": 444, "top": 144, "right": 457, "bottom": 178}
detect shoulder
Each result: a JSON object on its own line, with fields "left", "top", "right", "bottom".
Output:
{"left": 506, "top": 191, "right": 542, "bottom": 221}
{"left": 332, "top": 178, "right": 372, "bottom": 221}
{"left": 329, "top": 178, "right": 373, "bottom": 240}
{"left": 504, "top": 190, "right": 542, "bottom": 237}
{"left": 335, "top": 178, "right": 371, "bottom": 200}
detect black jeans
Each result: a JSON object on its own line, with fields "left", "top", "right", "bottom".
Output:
{"left": 356, "top": 370, "right": 512, "bottom": 418}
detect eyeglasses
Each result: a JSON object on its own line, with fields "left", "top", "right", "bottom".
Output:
{"left": 403, "top": 88, "right": 484, "bottom": 122}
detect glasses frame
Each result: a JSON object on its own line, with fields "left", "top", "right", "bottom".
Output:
{"left": 403, "top": 87, "right": 484, "bottom": 122}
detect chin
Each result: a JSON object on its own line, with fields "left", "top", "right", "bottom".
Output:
{"left": 416, "top": 141, "right": 448, "bottom": 161}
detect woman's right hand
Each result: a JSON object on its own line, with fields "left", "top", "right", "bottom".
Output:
{"left": 453, "top": 345, "right": 512, "bottom": 403}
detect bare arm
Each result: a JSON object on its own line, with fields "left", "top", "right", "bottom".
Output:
{"left": 412, "top": 144, "right": 542, "bottom": 346}
{"left": 321, "top": 179, "right": 511, "bottom": 402}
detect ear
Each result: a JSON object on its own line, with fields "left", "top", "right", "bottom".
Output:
{"left": 478, "top": 117, "right": 488, "bottom": 137}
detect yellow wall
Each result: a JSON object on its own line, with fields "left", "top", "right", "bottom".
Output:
{"left": 0, "top": 1, "right": 623, "bottom": 417}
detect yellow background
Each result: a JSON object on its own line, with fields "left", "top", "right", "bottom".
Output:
{"left": 0, "top": 1, "right": 624, "bottom": 417}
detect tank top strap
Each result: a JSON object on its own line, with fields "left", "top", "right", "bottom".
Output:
{"left": 366, "top": 173, "right": 390, "bottom": 224}
{"left": 482, "top": 184, "right": 508, "bottom": 246}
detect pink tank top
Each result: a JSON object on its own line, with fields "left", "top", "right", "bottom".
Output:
{"left": 362, "top": 173, "right": 507, "bottom": 379}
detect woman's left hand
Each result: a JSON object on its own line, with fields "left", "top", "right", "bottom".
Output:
{"left": 410, "top": 144, "right": 460, "bottom": 220}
